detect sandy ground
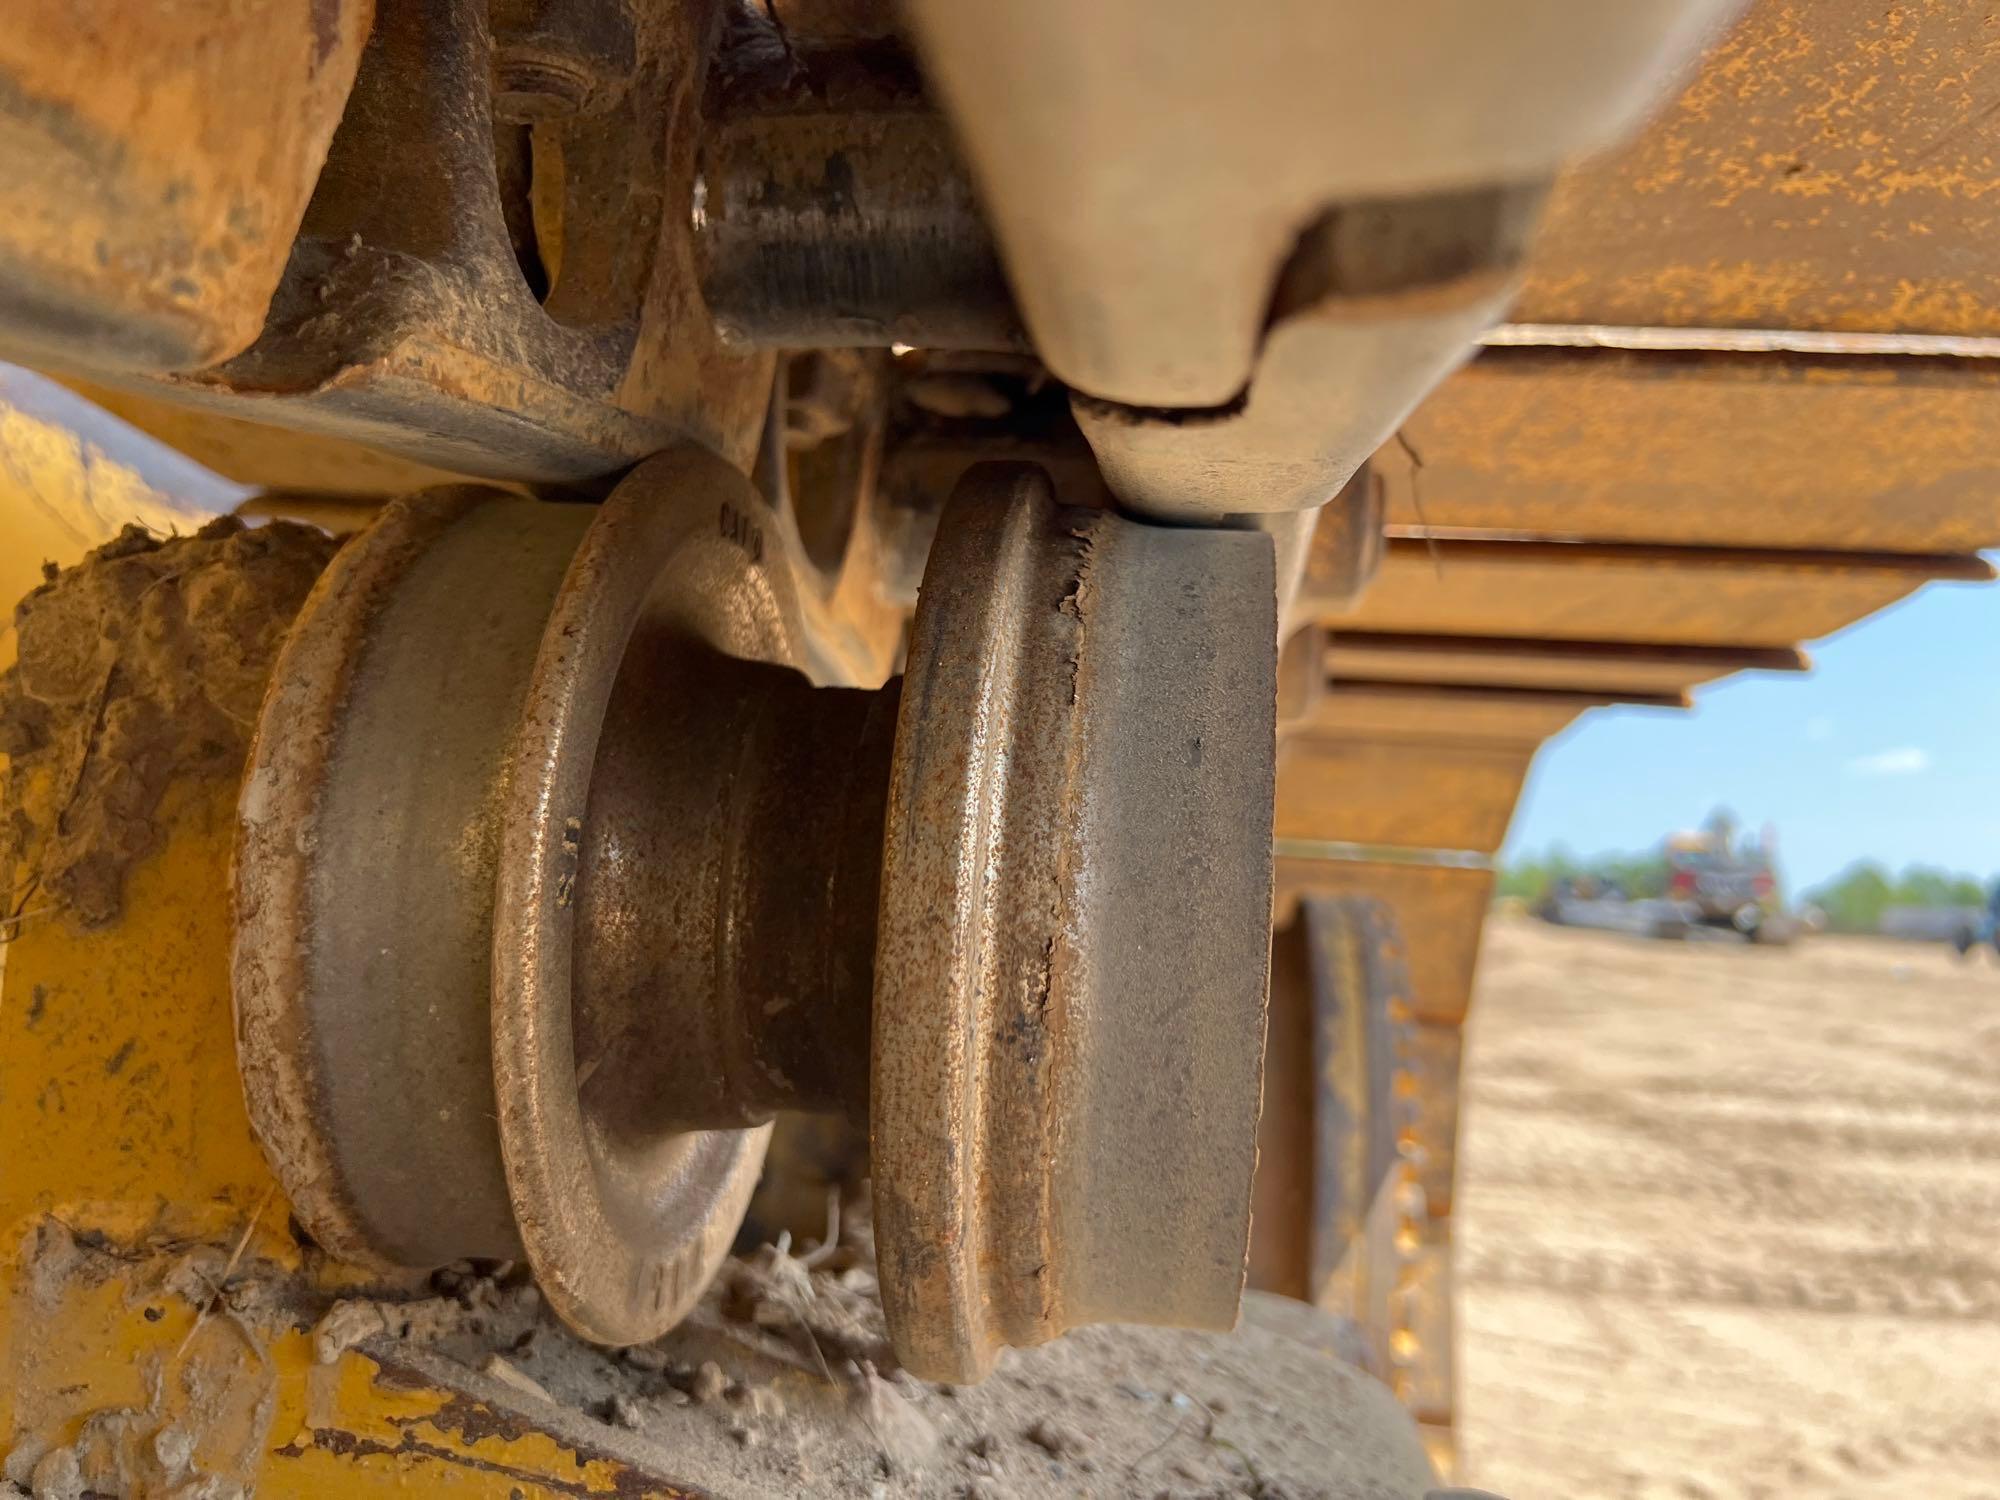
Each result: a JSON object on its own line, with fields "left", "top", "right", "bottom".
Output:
{"left": 1456, "top": 918, "right": 2000, "bottom": 1499}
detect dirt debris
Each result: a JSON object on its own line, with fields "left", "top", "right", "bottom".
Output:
{"left": 601, "top": 1393, "right": 643, "bottom": 1430}
{"left": 6, "top": 1402, "right": 249, "bottom": 1500}
{"left": 26, "top": 1448, "right": 80, "bottom": 1500}
{"left": 1023, "top": 1415, "right": 1081, "bottom": 1458}
{"left": 4, "top": 1086, "right": 1427, "bottom": 1500}
{"left": 271, "top": 1191, "right": 1434, "bottom": 1498}
{"left": 1459, "top": 919, "right": 2000, "bottom": 1499}
{"left": 856, "top": 1363, "right": 941, "bottom": 1476}
{"left": 0, "top": 516, "right": 336, "bottom": 930}
{"left": 690, "top": 1359, "right": 729, "bottom": 1405}
{"left": 481, "top": 1352, "right": 555, "bottom": 1404}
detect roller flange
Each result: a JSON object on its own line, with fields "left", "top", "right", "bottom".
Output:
{"left": 234, "top": 451, "right": 1275, "bottom": 1375}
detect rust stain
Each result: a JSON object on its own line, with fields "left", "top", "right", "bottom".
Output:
{"left": 1388, "top": 350, "right": 2000, "bottom": 554}
{"left": 1521, "top": 0, "right": 2000, "bottom": 335}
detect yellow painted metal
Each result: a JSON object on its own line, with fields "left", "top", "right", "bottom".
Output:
{"left": 1389, "top": 353, "right": 2000, "bottom": 553}
{"left": 0, "top": 781, "right": 658, "bottom": 1496}
{"left": 265, "top": 1351, "right": 642, "bottom": 1496}
{"left": 1277, "top": 736, "right": 1538, "bottom": 854}
{"left": 1325, "top": 633, "right": 1807, "bottom": 698}
{"left": 1335, "top": 536, "right": 1991, "bottom": 647}
{"left": 0, "top": 382, "right": 675, "bottom": 1487}
{"left": 63, "top": 374, "right": 476, "bottom": 498}
{"left": 0, "top": 781, "right": 278, "bottom": 1246}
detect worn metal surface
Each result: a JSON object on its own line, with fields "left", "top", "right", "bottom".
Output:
{"left": 1389, "top": 351, "right": 2000, "bottom": 552}
{"left": 490, "top": 448, "right": 838, "bottom": 1345}
{"left": 902, "top": 0, "right": 1737, "bottom": 409}
{"left": 233, "top": 454, "right": 1281, "bottom": 1375}
{"left": 234, "top": 455, "right": 833, "bottom": 1341}
{"left": 1517, "top": 0, "right": 2000, "bottom": 338}
{"left": 1324, "top": 633, "right": 1807, "bottom": 698}
{"left": 696, "top": 44, "right": 1022, "bottom": 352}
{"left": 124, "top": 0, "right": 774, "bottom": 487}
{"left": 1072, "top": 187, "right": 1544, "bottom": 526}
{"left": 235, "top": 488, "right": 590, "bottom": 1268}
{"left": 0, "top": 0, "right": 372, "bottom": 374}
{"left": 873, "top": 463, "right": 1277, "bottom": 1382}
{"left": 1335, "top": 538, "right": 1992, "bottom": 647}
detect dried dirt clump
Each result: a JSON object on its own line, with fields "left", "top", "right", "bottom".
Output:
{"left": 0, "top": 516, "right": 335, "bottom": 929}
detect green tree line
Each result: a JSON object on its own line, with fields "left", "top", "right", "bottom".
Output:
{"left": 1801, "top": 861, "right": 1992, "bottom": 933}
{"left": 1496, "top": 848, "right": 1669, "bottom": 902}
{"left": 1499, "top": 848, "right": 1994, "bottom": 933}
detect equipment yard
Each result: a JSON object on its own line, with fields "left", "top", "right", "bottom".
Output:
{"left": 1458, "top": 918, "right": 2000, "bottom": 1497}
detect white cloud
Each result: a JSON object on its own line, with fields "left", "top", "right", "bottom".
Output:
{"left": 1846, "top": 746, "right": 1931, "bottom": 777}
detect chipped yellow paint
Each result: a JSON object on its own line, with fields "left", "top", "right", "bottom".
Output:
{"left": 4, "top": 1248, "right": 644, "bottom": 1497}
{"left": 3, "top": 1255, "right": 288, "bottom": 1488}
{"left": 0, "top": 780, "right": 659, "bottom": 1495}
{"left": 268, "top": 1352, "right": 639, "bottom": 1498}
{"left": 0, "top": 779, "right": 285, "bottom": 1478}
{"left": 0, "top": 781, "right": 283, "bottom": 1250}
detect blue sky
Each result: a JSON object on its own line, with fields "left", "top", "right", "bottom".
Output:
{"left": 1503, "top": 566, "right": 2000, "bottom": 894}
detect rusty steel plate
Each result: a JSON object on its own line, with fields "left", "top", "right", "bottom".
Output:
{"left": 1332, "top": 538, "right": 1992, "bottom": 648}
{"left": 1276, "top": 738, "right": 1539, "bottom": 857}
{"left": 1273, "top": 683, "right": 1600, "bottom": 860}
{"left": 1389, "top": 352, "right": 2000, "bottom": 553}
{"left": 1518, "top": 0, "right": 2000, "bottom": 338}
{"left": 1324, "top": 632, "right": 1806, "bottom": 698}
{"left": 872, "top": 464, "right": 1278, "bottom": 1382}
{"left": 1295, "top": 682, "right": 1657, "bottom": 743}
